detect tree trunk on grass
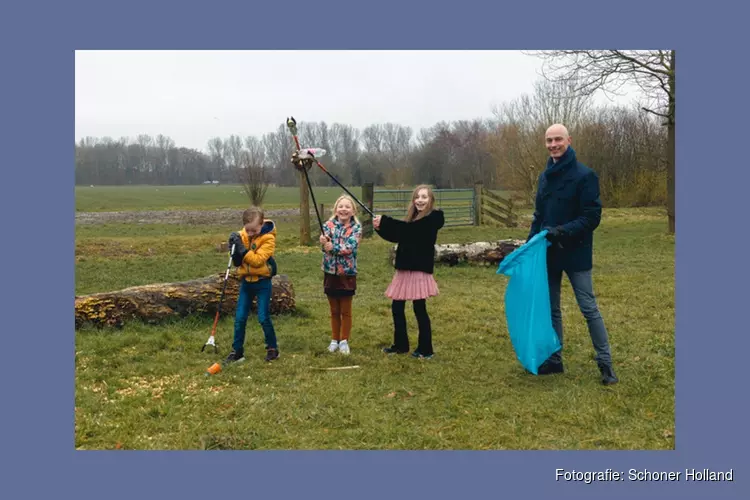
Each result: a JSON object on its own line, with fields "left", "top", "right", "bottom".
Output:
{"left": 75, "top": 274, "right": 295, "bottom": 329}
{"left": 389, "top": 240, "right": 525, "bottom": 267}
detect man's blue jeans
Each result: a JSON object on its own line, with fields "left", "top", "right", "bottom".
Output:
{"left": 548, "top": 268, "right": 612, "bottom": 366}
{"left": 233, "top": 278, "right": 277, "bottom": 353}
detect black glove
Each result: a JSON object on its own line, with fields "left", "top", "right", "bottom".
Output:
{"left": 543, "top": 226, "right": 565, "bottom": 248}
{"left": 543, "top": 226, "right": 559, "bottom": 240}
{"left": 228, "top": 232, "right": 240, "bottom": 251}
{"left": 228, "top": 232, "right": 248, "bottom": 266}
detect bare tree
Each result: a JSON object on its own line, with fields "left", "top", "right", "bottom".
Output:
{"left": 530, "top": 78, "right": 594, "bottom": 130}
{"left": 360, "top": 124, "right": 385, "bottom": 184}
{"left": 262, "top": 124, "right": 294, "bottom": 186}
{"left": 206, "top": 137, "right": 225, "bottom": 182}
{"left": 136, "top": 134, "right": 154, "bottom": 178}
{"left": 225, "top": 135, "right": 244, "bottom": 169}
{"left": 238, "top": 136, "right": 268, "bottom": 205}
{"left": 381, "top": 123, "right": 413, "bottom": 185}
{"left": 422, "top": 122, "right": 461, "bottom": 188}
{"left": 155, "top": 134, "right": 175, "bottom": 184}
{"left": 526, "top": 50, "right": 675, "bottom": 233}
{"left": 330, "top": 123, "right": 360, "bottom": 185}
{"left": 488, "top": 96, "right": 548, "bottom": 202}
{"left": 450, "top": 119, "right": 494, "bottom": 186}
{"left": 485, "top": 121, "right": 544, "bottom": 203}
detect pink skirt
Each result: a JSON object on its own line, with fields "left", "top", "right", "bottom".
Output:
{"left": 385, "top": 270, "right": 439, "bottom": 301}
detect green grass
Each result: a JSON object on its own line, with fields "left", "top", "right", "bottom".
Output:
{"left": 75, "top": 185, "right": 351, "bottom": 212}
{"left": 75, "top": 202, "right": 674, "bottom": 450}
{"left": 75, "top": 184, "right": 515, "bottom": 212}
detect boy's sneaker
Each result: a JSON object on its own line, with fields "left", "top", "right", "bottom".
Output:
{"left": 328, "top": 340, "right": 339, "bottom": 353}
{"left": 382, "top": 345, "right": 408, "bottom": 355}
{"left": 339, "top": 340, "right": 350, "bottom": 355}
{"left": 225, "top": 350, "right": 245, "bottom": 364}
{"left": 264, "top": 348, "right": 279, "bottom": 362}
{"left": 411, "top": 350, "right": 433, "bottom": 360}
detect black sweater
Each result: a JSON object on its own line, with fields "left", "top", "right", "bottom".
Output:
{"left": 376, "top": 209, "right": 445, "bottom": 274}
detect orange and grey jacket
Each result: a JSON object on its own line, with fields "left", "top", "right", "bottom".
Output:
{"left": 235, "top": 220, "right": 278, "bottom": 282}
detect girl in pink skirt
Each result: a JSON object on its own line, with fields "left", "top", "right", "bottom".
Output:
{"left": 373, "top": 184, "right": 445, "bottom": 359}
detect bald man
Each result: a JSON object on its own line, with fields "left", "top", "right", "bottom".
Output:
{"left": 527, "top": 124, "right": 618, "bottom": 385}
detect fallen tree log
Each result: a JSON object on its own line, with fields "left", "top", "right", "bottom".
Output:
{"left": 389, "top": 240, "right": 525, "bottom": 267}
{"left": 75, "top": 273, "right": 295, "bottom": 329}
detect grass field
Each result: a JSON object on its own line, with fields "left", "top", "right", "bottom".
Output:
{"left": 74, "top": 184, "right": 515, "bottom": 213}
{"left": 75, "top": 184, "right": 346, "bottom": 211}
{"left": 75, "top": 186, "right": 675, "bottom": 450}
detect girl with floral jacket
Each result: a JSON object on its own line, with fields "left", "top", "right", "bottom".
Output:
{"left": 319, "top": 195, "right": 362, "bottom": 355}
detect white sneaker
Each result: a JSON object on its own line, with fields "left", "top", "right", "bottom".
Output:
{"left": 328, "top": 340, "right": 339, "bottom": 353}
{"left": 339, "top": 340, "right": 350, "bottom": 355}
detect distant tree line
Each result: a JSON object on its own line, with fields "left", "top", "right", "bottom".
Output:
{"left": 76, "top": 78, "right": 667, "bottom": 207}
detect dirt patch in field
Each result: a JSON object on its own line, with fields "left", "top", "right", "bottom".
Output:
{"left": 76, "top": 207, "right": 531, "bottom": 227}
{"left": 75, "top": 208, "right": 302, "bottom": 225}
{"left": 75, "top": 240, "right": 145, "bottom": 259}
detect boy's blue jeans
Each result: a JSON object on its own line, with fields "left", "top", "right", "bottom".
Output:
{"left": 548, "top": 268, "right": 612, "bottom": 367}
{"left": 233, "top": 278, "right": 277, "bottom": 353}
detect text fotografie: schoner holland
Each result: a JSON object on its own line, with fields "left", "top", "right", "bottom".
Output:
{"left": 555, "top": 468, "right": 734, "bottom": 483}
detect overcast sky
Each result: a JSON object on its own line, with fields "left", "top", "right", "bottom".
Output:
{"left": 75, "top": 50, "right": 641, "bottom": 152}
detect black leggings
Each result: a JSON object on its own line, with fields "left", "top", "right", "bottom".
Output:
{"left": 391, "top": 299, "right": 433, "bottom": 355}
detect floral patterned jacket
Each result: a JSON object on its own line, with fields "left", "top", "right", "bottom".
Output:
{"left": 321, "top": 217, "right": 362, "bottom": 276}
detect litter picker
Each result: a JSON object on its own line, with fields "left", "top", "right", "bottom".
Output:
{"left": 201, "top": 243, "right": 235, "bottom": 353}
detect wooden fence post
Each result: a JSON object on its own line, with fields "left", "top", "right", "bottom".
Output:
{"left": 474, "top": 182, "right": 483, "bottom": 226}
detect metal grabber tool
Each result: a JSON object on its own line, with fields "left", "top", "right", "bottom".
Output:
{"left": 201, "top": 243, "right": 235, "bottom": 353}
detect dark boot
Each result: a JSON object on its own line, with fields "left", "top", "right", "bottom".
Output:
{"left": 598, "top": 363, "right": 619, "bottom": 385}
{"left": 537, "top": 358, "right": 564, "bottom": 375}
{"left": 264, "top": 348, "right": 279, "bottom": 362}
{"left": 382, "top": 345, "right": 409, "bottom": 354}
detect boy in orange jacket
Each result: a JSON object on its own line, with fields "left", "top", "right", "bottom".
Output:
{"left": 226, "top": 206, "right": 279, "bottom": 363}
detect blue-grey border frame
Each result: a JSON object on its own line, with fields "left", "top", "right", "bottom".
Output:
{"left": 3, "top": 0, "right": 748, "bottom": 498}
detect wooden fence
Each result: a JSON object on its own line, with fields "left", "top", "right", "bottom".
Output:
{"left": 298, "top": 180, "right": 516, "bottom": 245}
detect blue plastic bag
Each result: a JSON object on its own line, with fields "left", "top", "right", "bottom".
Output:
{"left": 496, "top": 230, "right": 561, "bottom": 374}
